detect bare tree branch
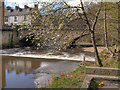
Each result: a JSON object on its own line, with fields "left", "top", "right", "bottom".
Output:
{"left": 80, "top": 0, "right": 91, "bottom": 32}
{"left": 92, "top": 2, "right": 103, "bottom": 31}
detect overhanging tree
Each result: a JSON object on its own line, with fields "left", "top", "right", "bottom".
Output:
{"left": 17, "top": 0, "right": 103, "bottom": 66}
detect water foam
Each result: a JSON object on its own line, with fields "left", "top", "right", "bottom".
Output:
{"left": 1, "top": 50, "right": 95, "bottom": 61}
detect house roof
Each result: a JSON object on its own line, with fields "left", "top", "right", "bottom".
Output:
{"left": 5, "top": 8, "right": 33, "bottom": 16}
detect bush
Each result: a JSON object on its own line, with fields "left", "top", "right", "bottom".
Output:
{"left": 89, "top": 80, "right": 99, "bottom": 90}
{"left": 101, "top": 49, "right": 107, "bottom": 54}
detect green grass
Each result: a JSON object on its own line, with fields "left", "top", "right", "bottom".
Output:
{"left": 101, "top": 49, "right": 107, "bottom": 54}
{"left": 100, "top": 49, "right": 119, "bottom": 68}
{"left": 43, "top": 64, "right": 91, "bottom": 88}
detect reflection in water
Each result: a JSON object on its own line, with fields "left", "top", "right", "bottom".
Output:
{"left": 1, "top": 56, "right": 41, "bottom": 88}
{"left": 1, "top": 56, "right": 79, "bottom": 88}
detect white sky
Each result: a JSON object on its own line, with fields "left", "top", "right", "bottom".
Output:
{"left": 5, "top": 0, "right": 81, "bottom": 8}
{"left": 5, "top": 0, "right": 120, "bottom": 8}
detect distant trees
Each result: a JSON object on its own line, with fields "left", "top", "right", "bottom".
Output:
{"left": 86, "top": 1, "right": 119, "bottom": 58}
{"left": 106, "top": 2, "right": 119, "bottom": 56}
{"left": 92, "top": 2, "right": 118, "bottom": 56}
{"left": 104, "top": 2, "right": 115, "bottom": 57}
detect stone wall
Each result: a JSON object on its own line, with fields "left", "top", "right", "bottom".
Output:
{"left": 85, "top": 66, "right": 120, "bottom": 76}
{"left": 0, "top": 29, "right": 19, "bottom": 48}
{"left": 81, "top": 66, "right": 120, "bottom": 89}
{"left": 0, "top": 27, "right": 31, "bottom": 48}
{"left": 0, "top": 30, "right": 13, "bottom": 48}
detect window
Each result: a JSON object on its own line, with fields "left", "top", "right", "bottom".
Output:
{"left": 14, "top": 16, "right": 18, "bottom": 22}
{"left": 8, "top": 10, "right": 11, "bottom": 12}
{"left": 5, "top": 16, "right": 9, "bottom": 22}
{"left": 24, "top": 15, "right": 27, "bottom": 21}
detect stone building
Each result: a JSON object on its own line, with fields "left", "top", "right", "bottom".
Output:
{"left": 5, "top": 4, "right": 38, "bottom": 26}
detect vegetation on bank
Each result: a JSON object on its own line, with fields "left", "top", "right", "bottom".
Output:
{"left": 89, "top": 80, "right": 104, "bottom": 89}
{"left": 42, "top": 48, "right": 119, "bottom": 88}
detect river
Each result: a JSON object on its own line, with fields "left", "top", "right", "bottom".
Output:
{"left": 0, "top": 48, "right": 95, "bottom": 88}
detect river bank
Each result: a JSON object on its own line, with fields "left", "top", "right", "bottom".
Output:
{"left": 42, "top": 47, "right": 119, "bottom": 88}
{"left": 81, "top": 46, "right": 106, "bottom": 53}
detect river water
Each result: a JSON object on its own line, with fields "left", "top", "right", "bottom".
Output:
{"left": 0, "top": 48, "right": 95, "bottom": 88}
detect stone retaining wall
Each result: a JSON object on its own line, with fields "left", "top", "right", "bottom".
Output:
{"left": 0, "top": 26, "right": 30, "bottom": 48}
{"left": 0, "top": 28, "right": 19, "bottom": 48}
{"left": 81, "top": 67, "right": 120, "bottom": 89}
{"left": 85, "top": 66, "right": 120, "bottom": 76}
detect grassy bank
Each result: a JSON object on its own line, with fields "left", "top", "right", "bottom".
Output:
{"left": 42, "top": 64, "right": 90, "bottom": 88}
{"left": 42, "top": 48, "right": 119, "bottom": 88}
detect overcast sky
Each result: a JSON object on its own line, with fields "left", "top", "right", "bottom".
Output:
{"left": 5, "top": 0, "right": 120, "bottom": 8}
{"left": 5, "top": 0, "right": 82, "bottom": 8}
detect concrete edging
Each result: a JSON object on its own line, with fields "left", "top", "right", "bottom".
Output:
{"left": 85, "top": 66, "right": 120, "bottom": 76}
{"left": 81, "top": 66, "right": 120, "bottom": 89}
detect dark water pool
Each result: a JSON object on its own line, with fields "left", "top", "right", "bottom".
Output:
{"left": 0, "top": 56, "right": 80, "bottom": 88}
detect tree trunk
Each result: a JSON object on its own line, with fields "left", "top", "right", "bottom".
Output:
{"left": 104, "top": 2, "right": 115, "bottom": 57}
{"left": 79, "top": 0, "right": 103, "bottom": 67}
{"left": 104, "top": 2, "right": 109, "bottom": 51}
{"left": 91, "top": 31, "right": 103, "bottom": 67}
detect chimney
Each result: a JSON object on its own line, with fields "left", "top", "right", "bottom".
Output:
{"left": 10, "top": 9, "right": 13, "bottom": 12}
{"left": 29, "top": 8, "right": 32, "bottom": 11}
{"left": 34, "top": 4, "right": 38, "bottom": 9}
{"left": 19, "top": 8, "right": 22, "bottom": 11}
{"left": 6, "top": 6, "right": 11, "bottom": 10}
{"left": 15, "top": 6, "right": 19, "bottom": 10}
{"left": 7, "top": 6, "right": 14, "bottom": 12}
{"left": 24, "top": 5, "right": 29, "bottom": 9}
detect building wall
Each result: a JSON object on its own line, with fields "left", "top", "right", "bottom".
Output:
{"left": 0, "top": 1, "right": 2, "bottom": 26}
{"left": 19, "top": 15, "right": 31, "bottom": 25}
{"left": 5, "top": 16, "right": 19, "bottom": 25}
{"left": 5, "top": 15, "right": 31, "bottom": 26}
{"left": 0, "top": 30, "right": 13, "bottom": 47}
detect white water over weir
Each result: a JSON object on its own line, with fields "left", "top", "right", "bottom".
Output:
{"left": 0, "top": 48, "right": 95, "bottom": 62}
